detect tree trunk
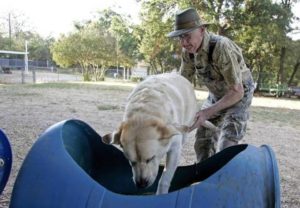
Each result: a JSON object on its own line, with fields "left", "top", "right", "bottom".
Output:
{"left": 255, "top": 63, "right": 264, "bottom": 92}
{"left": 277, "top": 46, "right": 286, "bottom": 84}
{"left": 287, "top": 61, "right": 300, "bottom": 86}
{"left": 159, "top": 60, "right": 164, "bottom": 73}
{"left": 150, "top": 61, "right": 158, "bottom": 74}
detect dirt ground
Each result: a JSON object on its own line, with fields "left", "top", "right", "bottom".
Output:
{"left": 0, "top": 71, "right": 299, "bottom": 207}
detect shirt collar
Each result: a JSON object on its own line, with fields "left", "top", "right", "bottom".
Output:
{"left": 197, "top": 30, "right": 210, "bottom": 53}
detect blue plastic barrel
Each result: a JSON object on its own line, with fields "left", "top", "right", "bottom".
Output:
{"left": 0, "top": 129, "right": 12, "bottom": 195}
{"left": 10, "top": 119, "right": 280, "bottom": 208}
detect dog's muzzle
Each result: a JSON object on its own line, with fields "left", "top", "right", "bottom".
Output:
{"left": 135, "top": 178, "right": 149, "bottom": 189}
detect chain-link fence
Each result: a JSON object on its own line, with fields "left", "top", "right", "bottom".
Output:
{"left": 0, "top": 68, "right": 81, "bottom": 84}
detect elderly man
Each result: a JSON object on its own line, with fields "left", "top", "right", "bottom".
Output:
{"left": 167, "top": 8, "right": 255, "bottom": 162}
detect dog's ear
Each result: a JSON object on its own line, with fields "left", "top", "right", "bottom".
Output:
{"left": 102, "top": 133, "right": 114, "bottom": 144}
{"left": 102, "top": 123, "right": 124, "bottom": 145}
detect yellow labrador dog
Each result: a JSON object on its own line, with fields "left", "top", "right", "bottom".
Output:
{"left": 102, "top": 72, "right": 214, "bottom": 194}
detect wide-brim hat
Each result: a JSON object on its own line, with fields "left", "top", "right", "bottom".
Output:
{"left": 167, "top": 8, "right": 210, "bottom": 38}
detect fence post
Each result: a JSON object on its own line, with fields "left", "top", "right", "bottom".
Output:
{"left": 32, "top": 68, "right": 36, "bottom": 83}
{"left": 21, "top": 69, "right": 25, "bottom": 84}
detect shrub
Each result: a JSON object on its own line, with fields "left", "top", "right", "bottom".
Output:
{"left": 131, "top": 76, "right": 144, "bottom": 82}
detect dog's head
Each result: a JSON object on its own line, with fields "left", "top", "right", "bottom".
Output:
{"left": 102, "top": 118, "right": 188, "bottom": 189}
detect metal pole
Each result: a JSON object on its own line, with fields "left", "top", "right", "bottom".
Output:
{"left": 24, "top": 41, "right": 29, "bottom": 74}
{"left": 116, "top": 36, "right": 118, "bottom": 77}
{"left": 8, "top": 13, "right": 12, "bottom": 49}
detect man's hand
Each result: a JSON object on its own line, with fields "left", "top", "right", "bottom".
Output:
{"left": 189, "top": 110, "right": 209, "bottom": 132}
{"left": 189, "top": 110, "right": 218, "bottom": 132}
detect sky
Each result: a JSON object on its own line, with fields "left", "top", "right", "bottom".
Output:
{"left": 0, "top": 0, "right": 299, "bottom": 39}
{"left": 289, "top": 1, "right": 300, "bottom": 40}
{"left": 0, "top": 0, "right": 141, "bottom": 38}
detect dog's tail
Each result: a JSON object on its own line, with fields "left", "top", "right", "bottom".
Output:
{"left": 202, "top": 120, "right": 219, "bottom": 132}
{"left": 189, "top": 120, "right": 219, "bottom": 132}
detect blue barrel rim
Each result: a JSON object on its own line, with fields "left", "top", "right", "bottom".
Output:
{"left": 39, "top": 119, "right": 281, "bottom": 197}
{"left": 0, "top": 129, "right": 13, "bottom": 195}
{"left": 261, "top": 144, "right": 281, "bottom": 208}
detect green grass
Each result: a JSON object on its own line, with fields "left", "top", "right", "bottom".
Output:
{"left": 2, "top": 82, "right": 299, "bottom": 128}
{"left": 196, "top": 96, "right": 299, "bottom": 128}
{"left": 24, "top": 82, "right": 133, "bottom": 91}
{"left": 250, "top": 106, "right": 300, "bottom": 128}
{"left": 97, "top": 104, "right": 120, "bottom": 111}
{"left": 196, "top": 97, "right": 299, "bottom": 128}
{"left": 0, "top": 85, "right": 41, "bottom": 97}
{"left": 10, "top": 92, "right": 40, "bottom": 97}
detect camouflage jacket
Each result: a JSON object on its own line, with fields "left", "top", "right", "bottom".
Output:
{"left": 180, "top": 31, "right": 254, "bottom": 100}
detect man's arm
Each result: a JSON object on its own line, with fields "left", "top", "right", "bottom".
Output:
{"left": 189, "top": 83, "right": 244, "bottom": 131}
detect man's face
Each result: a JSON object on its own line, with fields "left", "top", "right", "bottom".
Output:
{"left": 179, "top": 27, "right": 205, "bottom": 54}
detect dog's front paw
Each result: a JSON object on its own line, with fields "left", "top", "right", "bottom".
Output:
{"left": 156, "top": 184, "right": 169, "bottom": 195}
{"left": 156, "top": 189, "right": 167, "bottom": 195}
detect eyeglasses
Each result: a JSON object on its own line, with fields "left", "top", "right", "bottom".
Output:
{"left": 178, "top": 32, "right": 192, "bottom": 42}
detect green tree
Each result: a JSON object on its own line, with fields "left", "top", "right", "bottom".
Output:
{"left": 51, "top": 33, "right": 80, "bottom": 68}
{"left": 96, "top": 9, "right": 140, "bottom": 77}
{"left": 51, "top": 21, "right": 115, "bottom": 81}
{"left": 138, "top": 0, "right": 180, "bottom": 74}
{"left": 234, "top": 0, "right": 297, "bottom": 89}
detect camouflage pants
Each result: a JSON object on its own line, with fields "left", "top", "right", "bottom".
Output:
{"left": 194, "top": 79, "right": 254, "bottom": 162}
